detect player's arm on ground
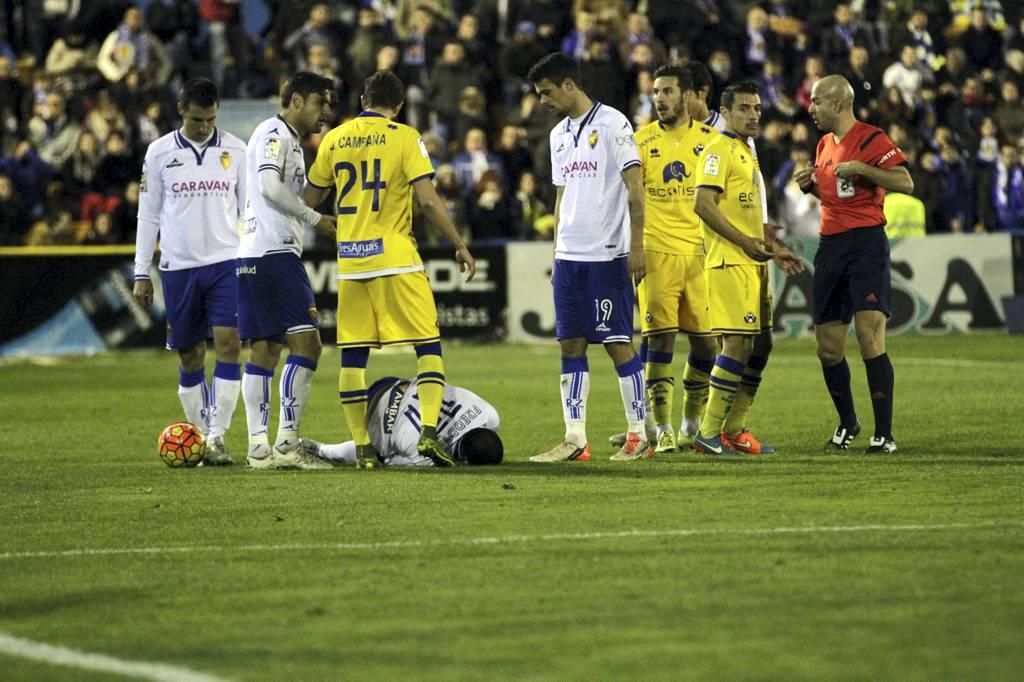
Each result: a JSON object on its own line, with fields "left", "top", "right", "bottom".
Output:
{"left": 412, "top": 177, "right": 475, "bottom": 281}
{"left": 133, "top": 151, "right": 162, "bottom": 306}
{"left": 621, "top": 164, "right": 646, "bottom": 284}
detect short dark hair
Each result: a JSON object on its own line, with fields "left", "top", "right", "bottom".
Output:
{"left": 362, "top": 70, "right": 405, "bottom": 109}
{"left": 652, "top": 64, "right": 693, "bottom": 92}
{"left": 179, "top": 78, "right": 219, "bottom": 109}
{"left": 720, "top": 81, "right": 761, "bottom": 110}
{"left": 454, "top": 428, "right": 504, "bottom": 466}
{"left": 527, "top": 52, "right": 582, "bottom": 88}
{"left": 684, "top": 61, "right": 714, "bottom": 94}
{"left": 281, "top": 71, "right": 334, "bottom": 109}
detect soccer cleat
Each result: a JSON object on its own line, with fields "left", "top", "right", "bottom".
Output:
{"left": 691, "top": 432, "right": 736, "bottom": 455}
{"left": 530, "top": 441, "right": 591, "bottom": 462}
{"left": 722, "top": 429, "right": 775, "bottom": 455}
{"left": 654, "top": 429, "right": 677, "bottom": 453}
{"left": 356, "top": 443, "right": 383, "bottom": 469}
{"left": 417, "top": 435, "right": 455, "bottom": 467}
{"left": 202, "top": 435, "right": 234, "bottom": 466}
{"left": 609, "top": 433, "right": 652, "bottom": 461}
{"left": 246, "top": 442, "right": 275, "bottom": 470}
{"left": 824, "top": 423, "right": 861, "bottom": 452}
{"left": 864, "top": 436, "right": 898, "bottom": 454}
{"left": 270, "top": 440, "right": 332, "bottom": 470}
{"left": 608, "top": 425, "right": 657, "bottom": 448}
{"left": 296, "top": 438, "right": 330, "bottom": 463}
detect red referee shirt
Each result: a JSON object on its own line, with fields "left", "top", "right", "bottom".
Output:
{"left": 813, "top": 120, "right": 907, "bottom": 236}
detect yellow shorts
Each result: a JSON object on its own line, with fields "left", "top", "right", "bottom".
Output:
{"left": 706, "top": 263, "right": 773, "bottom": 335}
{"left": 638, "top": 250, "right": 712, "bottom": 336}
{"left": 337, "top": 271, "right": 440, "bottom": 348}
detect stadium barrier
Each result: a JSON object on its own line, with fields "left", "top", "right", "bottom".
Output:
{"left": 0, "top": 234, "right": 1018, "bottom": 357}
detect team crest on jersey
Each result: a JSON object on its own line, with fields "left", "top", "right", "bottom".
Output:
{"left": 704, "top": 153, "right": 721, "bottom": 176}
{"left": 588, "top": 129, "right": 598, "bottom": 148}
{"left": 744, "top": 312, "right": 756, "bottom": 324}
{"left": 693, "top": 144, "right": 705, "bottom": 156}
{"left": 264, "top": 138, "right": 281, "bottom": 160}
{"left": 220, "top": 151, "right": 231, "bottom": 169}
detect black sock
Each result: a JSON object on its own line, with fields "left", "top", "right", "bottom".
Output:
{"left": 864, "top": 353, "right": 894, "bottom": 440}
{"left": 822, "top": 357, "right": 858, "bottom": 429}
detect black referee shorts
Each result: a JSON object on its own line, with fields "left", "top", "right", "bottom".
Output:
{"left": 812, "top": 225, "right": 891, "bottom": 325}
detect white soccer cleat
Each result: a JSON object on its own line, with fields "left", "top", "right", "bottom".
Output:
{"left": 530, "top": 441, "right": 591, "bottom": 462}
{"left": 272, "top": 440, "right": 332, "bottom": 470}
{"left": 246, "top": 442, "right": 275, "bottom": 470}
{"left": 202, "top": 435, "right": 234, "bottom": 466}
{"left": 609, "top": 432, "right": 651, "bottom": 461}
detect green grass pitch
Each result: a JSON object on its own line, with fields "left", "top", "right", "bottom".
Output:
{"left": 1, "top": 335, "right": 1022, "bottom": 680}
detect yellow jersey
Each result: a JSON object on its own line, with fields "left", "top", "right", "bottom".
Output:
{"left": 308, "top": 112, "right": 435, "bottom": 279}
{"left": 694, "top": 131, "right": 763, "bottom": 266}
{"left": 634, "top": 118, "right": 719, "bottom": 255}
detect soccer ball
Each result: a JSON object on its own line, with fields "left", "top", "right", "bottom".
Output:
{"left": 158, "top": 422, "right": 207, "bottom": 467}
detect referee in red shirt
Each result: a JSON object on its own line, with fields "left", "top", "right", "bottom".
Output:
{"left": 795, "top": 75, "right": 914, "bottom": 454}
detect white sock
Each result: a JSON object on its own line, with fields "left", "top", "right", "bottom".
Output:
{"left": 242, "top": 363, "right": 273, "bottom": 451}
{"left": 560, "top": 357, "right": 589, "bottom": 447}
{"left": 616, "top": 356, "right": 647, "bottom": 437}
{"left": 208, "top": 362, "right": 241, "bottom": 439}
{"left": 178, "top": 368, "right": 208, "bottom": 434}
{"left": 274, "top": 355, "right": 317, "bottom": 448}
{"left": 318, "top": 441, "right": 357, "bottom": 464}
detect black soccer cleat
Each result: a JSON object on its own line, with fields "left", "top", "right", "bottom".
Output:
{"left": 864, "top": 436, "right": 898, "bottom": 454}
{"left": 824, "top": 423, "right": 861, "bottom": 452}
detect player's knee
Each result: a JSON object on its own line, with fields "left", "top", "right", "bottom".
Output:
{"left": 178, "top": 344, "right": 204, "bottom": 372}
{"left": 688, "top": 335, "right": 717, "bottom": 361}
{"left": 603, "top": 341, "right": 635, "bottom": 365}
{"left": 649, "top": 333, "right": 674, "bottom": 354}
{"left": 816, "top": 344, "right": 843, "bottom": 366}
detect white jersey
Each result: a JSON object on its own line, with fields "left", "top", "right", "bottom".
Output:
{"left": 550, "top": 102, "right": 641, "bottom": 262}
{"left": 135, "top": 128, "right": 246, "bottom": 276}
{"left": 368, "top": 379, "right": 500, "bottom": 466}
{"left": 238, "top": 115, "right": 311, "bottom": 258}
{"left": 705, "top": 111, "right": 769, "bottom": 223}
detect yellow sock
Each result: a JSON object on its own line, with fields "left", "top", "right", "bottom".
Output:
{"left": 724, "top": 355, "right": 767, "bottom": 434}
{"left": 699, "top": 355, "right": 745, "bottom": 439}
{"left": 339, "top": 366, "right": 370, "bottom": 445}
{"left": 682, "top": 353, "right": 713, "bottom": 423}
{"left": 415, "top": 352, "right": 445, "bottom": 430}
{"left": 646, "top": 351, "right": 674, "bottom": 429}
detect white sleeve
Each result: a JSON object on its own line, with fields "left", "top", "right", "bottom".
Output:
{"left": 235, "top": 150, "right": 247, "bottom": 220}
{"left": 135, "top": 151, "right": 163, "bottom": 279}
{"left": 257, "top": 166, "right": 321, "bottom": 226}
{"left": 550, "top": 129, "right": 565, "bottom": 186}
{"left": 611, "top": 115, "right": 641, "bottom": 172}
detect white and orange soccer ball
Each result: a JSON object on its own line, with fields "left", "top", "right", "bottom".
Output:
{"left": 157, "top": 422, "right": 207, "bottom": 467}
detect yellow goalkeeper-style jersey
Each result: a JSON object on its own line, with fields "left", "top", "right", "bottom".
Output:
{"left": 308, "top": 112, "right": 436, "bottom": 280}
{"left": 634, "top": 118, "right": 719, "bottom": 256}
{"left": 694, "top": 131, "right": 764, "bottom": 267}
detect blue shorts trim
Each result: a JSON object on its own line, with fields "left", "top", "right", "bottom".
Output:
{"left": 237, "top": 252, "right": 318, "bottom": 342}
{"left": 161, "top": 260, "right": 238, "bottom": 349}
{"left": 553, "top": 258, "right": 634, "bottom": 344}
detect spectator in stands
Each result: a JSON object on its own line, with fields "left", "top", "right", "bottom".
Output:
{"left": 456, "top": 13, "right": 494, "bottom": 81}
{"left": 84, "top": 211, "right": 117, "bottom": 245}
{"left": 1000, "top": 50, "right": 1024, "bottom": 91}
{"left": 26, "top": 208, "right": 75, "bottom": 246}
{"left": 976, "top": 117, "right": 1001, "bottom": 165}
{"left": 949, "top": 1, "right": 1007, "bottom": 36}
{"left": 0, "top": 56, "right": 21, "bottom": 152}
{"left": 60, "top": 130, "right": 102, "bottom": 214}
{"left": 199, "top": 0, "right": 248, "bottom": 96}
{"left": 795, "top": 55, "right": 825, "bottom": 110}
{"left": 24, "top": 0, "right": 81, "bottom": 64}
{"left": 977, "top": 142, "right": 1024, "bottom": 231}
{"left": 305, "top": 43, "right": 343, "bottom": 93}
{"left": 283, "top": 3, "right": 337, "bottom": 73}
{"left": 429, "top": 40, "right": 487, "bottom": 140}
{"left": 876, "top": 85, "right": 915, "bottom": 130}
{"left": 936, "top": 46, "right": 971, "bottom": 95}
{"left": 629, "top": 68, "right": 655, "bottom": 126}
{"left": 0, "top": 141, "right": 54, "bottom": 220}
{"left": 0, "top": 171, "right": 29, "bottom": 246}
{"left": 467, "top": 169, "right": 521, "bottom": 241}
{"left": 400, "top": 5, "right": 445, "bottom": 131}
{"left": 45, "top": 30, "right": 98, "bottom": 86}
{"left": 820, "top": 2, "right": 875, "bottom": 72}
{"left": 883, "top": 45, "right": 925, "bottom": 109}
{"left": 146, "top": 0, "right": 199, "bottom": 85}
{"left": 395, "top": 0, "right": 455, "bottom": 40}
{"left": 452, "top": 128, "right": 504, "bottom": 197}
{"left": 741, "top": 6, "right": 785, "bottom": 78}
{"left": 756, "top": 52, "right": 788, "bottom": 111}
{"left": 515, "top": 170, "right": 555, "bottom": 240}
{"left": 893, "top": 9, "right": 943, "bottom": 75}
{"left": 433, "top": 164, "right": 467, "bottom": 240}
{"left": 136, "top": 99, "right": 168, "bottom": 152}
{"left": 498, "top": 21, "right": 549, "bottom": 109}
{"left": 777, "top": 147, "right": 821, "bottom": 239}
{"left": 580, "top": 34, "right": 627, "bottom": 112}
{"left": 993, "top": 80, "right": 1024, "bottom": 141}
{"left": 347, "top": 7, "right": 390, "bottom": 92}
{"left": 494, "top": 124, "right": 533, "bottom": 192}
{"left": 561, "top": 10, "right": 596, "bottom": 60}
{"left": 707, "top": 49, "right": 734, "bottom": 100}
{"left": 453, "top": 86, "right": 488, "bottom": 148}
{"left": 938, "top": 144, "right": 973, "bottom": 232}
{"left": 27, "top": 91, "right": 81, "bottom": 168}
{"left": 844, "top": 45, "right": 879, "bottom": 122}
{"left": 94, "top": 130, "right": 135, "bottom": 196}
{"left": 959, "top": 8, "right": 1004, "bottom": 76}
{"left": 97, "top": 7, "right": 173, "bottom": 89}
{"left": 619, "top": 12, "right": 666, "bottom": 66}
{"left": 85, "top": 91, "right": 130, "bottom": 146}
{"left": 944, "top": 76, "right": 991, "bottom": 152}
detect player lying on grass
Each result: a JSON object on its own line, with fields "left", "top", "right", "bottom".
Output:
{"left": 299, "top": 376, "right": 504, "bottom": 467}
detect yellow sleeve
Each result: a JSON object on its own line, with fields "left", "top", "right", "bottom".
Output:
{"left": 695, "top": 142, "right": 727, "bottom": 193}
{"left": 307, "top": 130, "right": 334, "bottom": 189}
{"left": 403, "top": 129, "right": 435, "bottom": 184}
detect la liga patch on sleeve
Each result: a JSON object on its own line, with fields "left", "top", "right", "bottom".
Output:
{"left": 703, "top": 153, "right": 721, "bottom": 176}
{"left": 264, "top": 139, "right": 281, "bottom": 160}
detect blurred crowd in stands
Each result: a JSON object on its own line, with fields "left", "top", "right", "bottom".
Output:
{"left": 1, "top": 0, "right": 1023, "bottom": 247}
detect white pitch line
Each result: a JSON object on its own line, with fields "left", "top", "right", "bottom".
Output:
{"left": 1, "top": 521, "right": 1019, "bottom": 562}
{"left": 0, "top": 632, "right": 227, "bottom": 682}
